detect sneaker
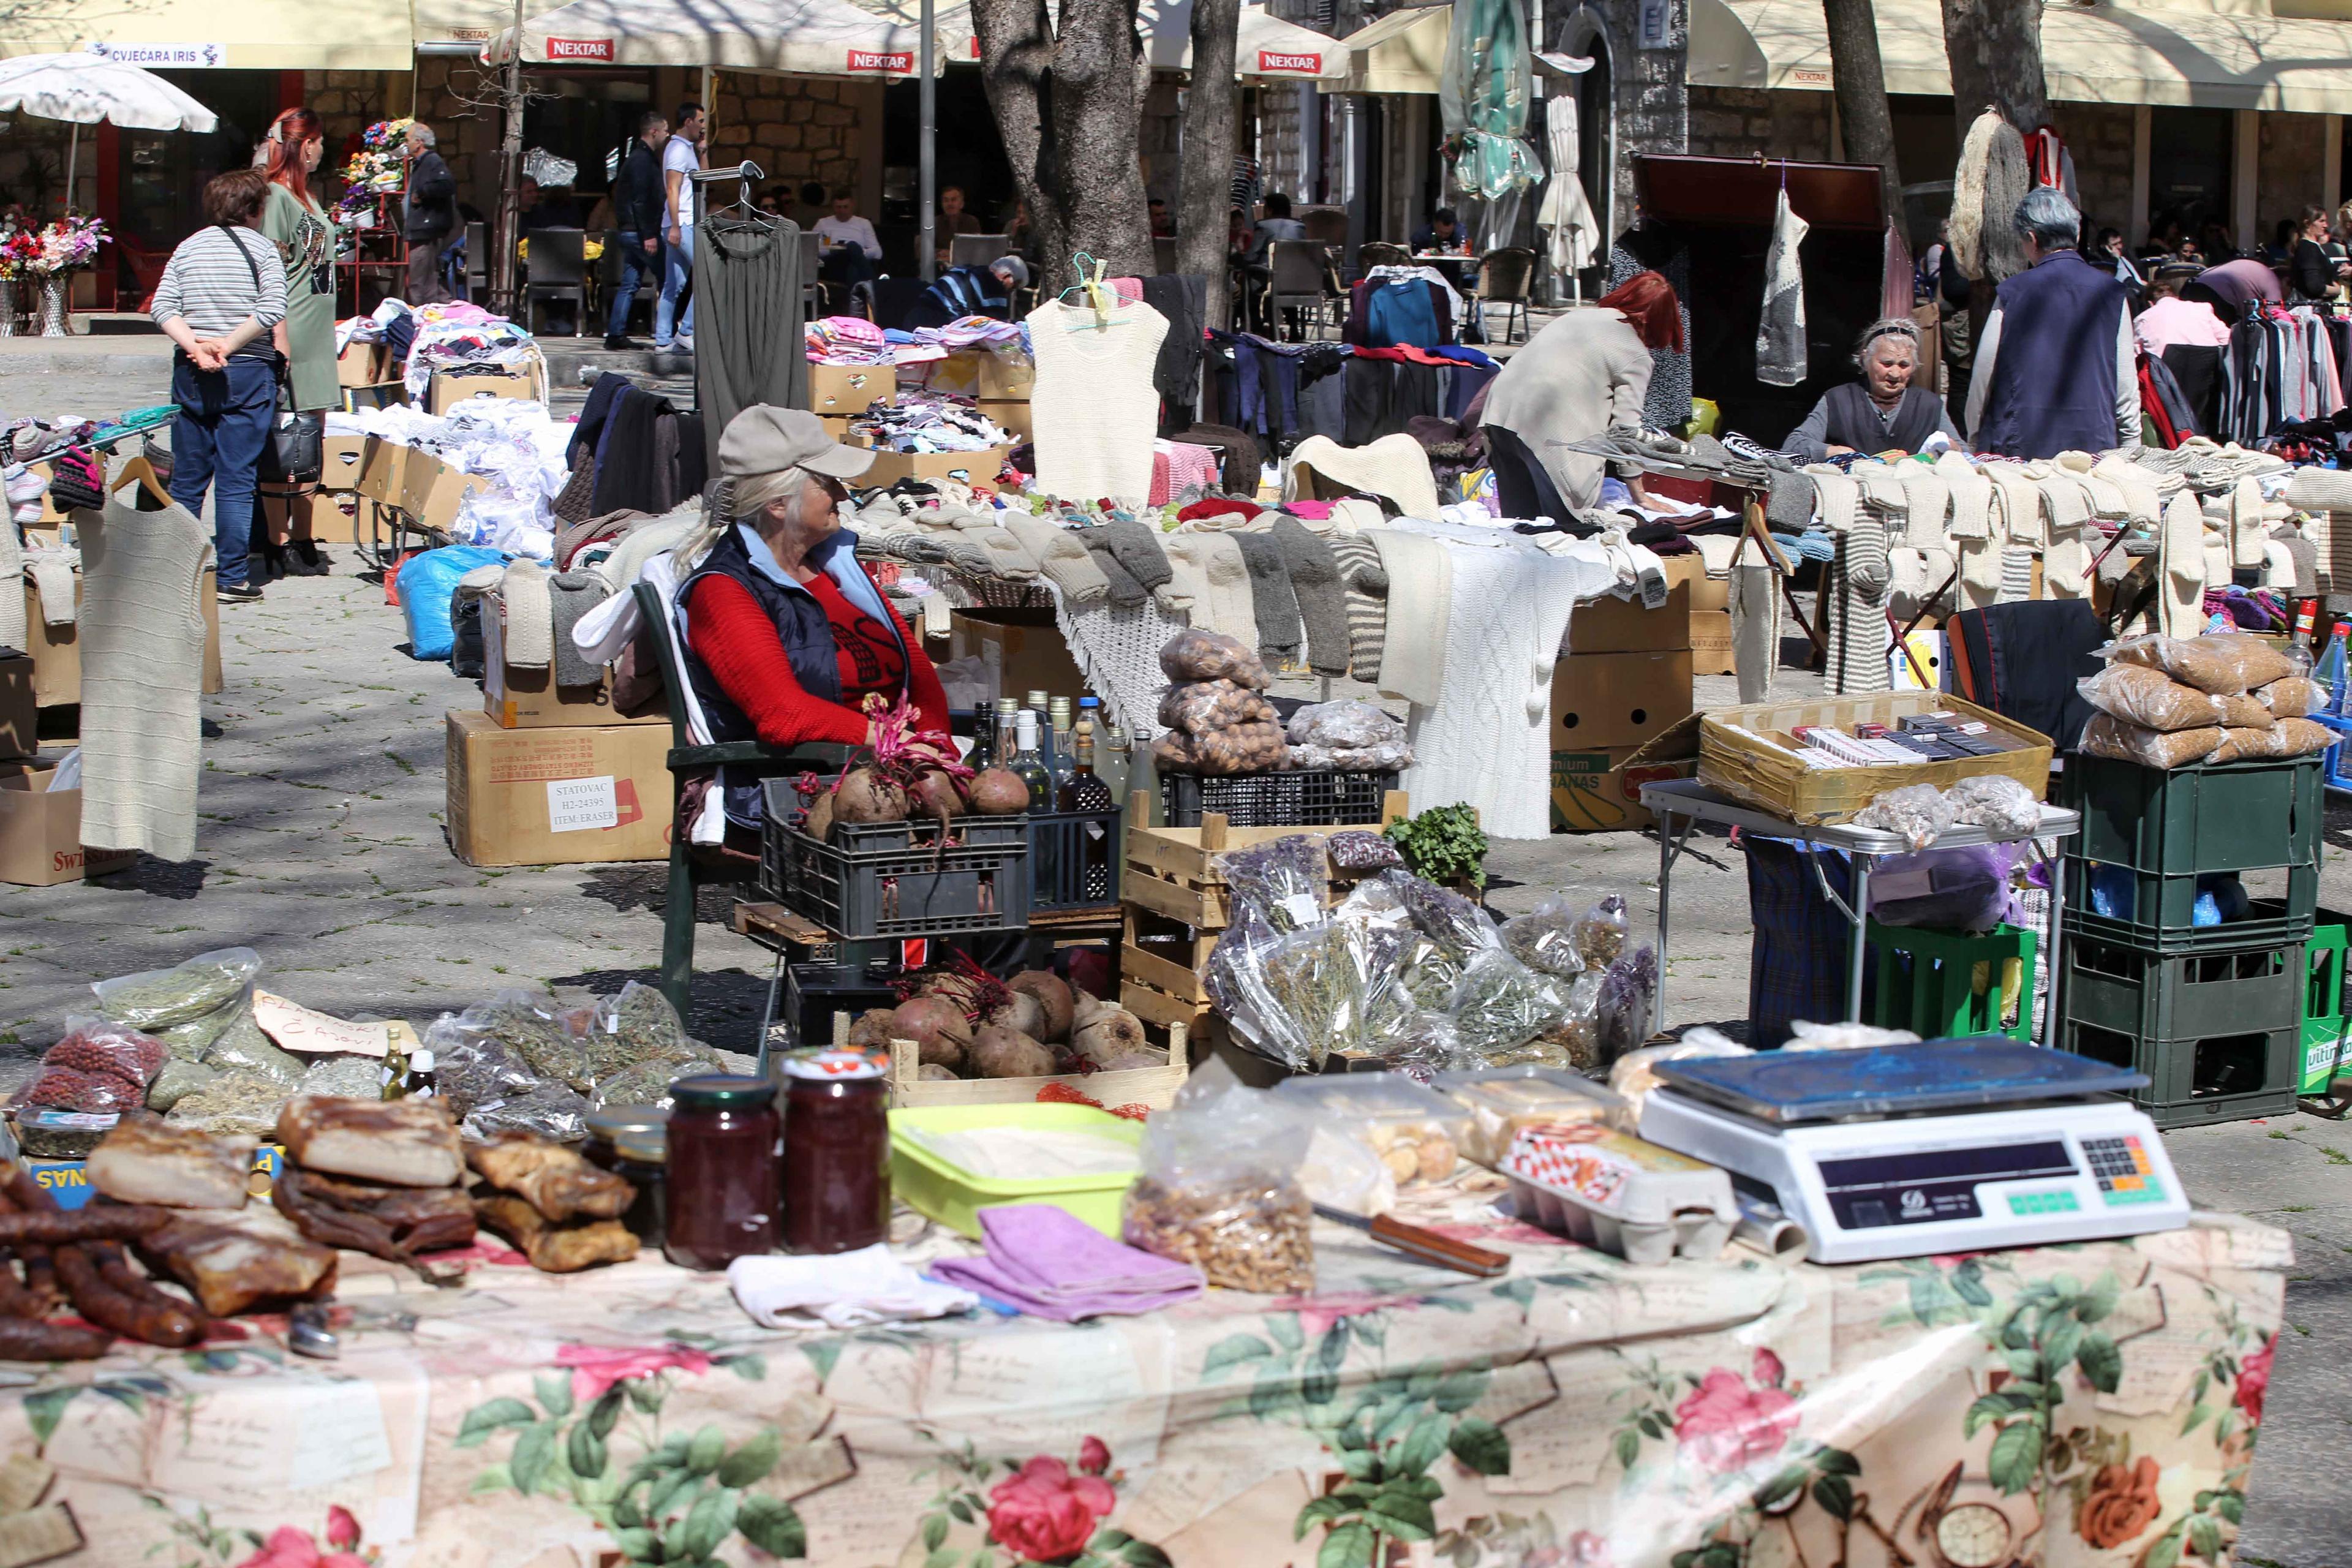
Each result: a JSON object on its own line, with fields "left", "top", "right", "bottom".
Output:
{"left": 674, "top": 333, "right": 695, "bottom": 353}
{"left": 603, "top": 334, "right": 641, "bottom": 351}
{"left": 217, "top": 581, "right": 263, "bottom": 603}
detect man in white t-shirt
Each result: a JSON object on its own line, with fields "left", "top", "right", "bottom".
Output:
{"left": 657, "top": 100, "right": 704, "bottom": 352}
{"left": 813, "top": 189, "right": 882, "bottom": 286}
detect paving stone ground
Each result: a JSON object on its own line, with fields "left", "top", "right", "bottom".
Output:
{"left": 2, "top": 348, "right": 2347, "bottom": 1563}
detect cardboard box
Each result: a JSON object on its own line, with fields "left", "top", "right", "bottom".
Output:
{"left": 1691, "top": 609, "right": 1735, "bottom": 676}
{"left": 925, "top": 349, "right": 1034, "bottom": 401}
{"left": 481, "top": 608, "right": 665, "bottom": 729}
{"left": 318, "top": 433, "right": 367, "bottom": 492}
{"left": 357, "top": 437, "right": 410, "bottom": 503}
{"left": 1551, "top": 649, "right": 1694, "bottom": 752}
{"left": 22, "top": 570, "right": 217, "bottom": 706}
{"left": 1550, "top": 745, "right": 1697, "bottom": 834}
{"left": 948, "top": 609, "right": 1085, "bottom": 705}
{"left": 1660, "top": 552, "right": 1730, "bottom": 613}
{"left": 427, "top": 367, "right": 545, "bottom": 415}
{"left": 336, "top": 341, "right": 388, "bottom": 387}
{"left": 1570, "top": 579, "right": 1692, "bottom": 654}
{"left": 808, "top": 362, "right": 894, "bottom": 417}
{"left": 855, "top": 442, "right": 1011, "bottom": 489}
{"left": 0, "top": 756, "right": 138, "bottom": 885}
{"left": 342, "top": 381, "right": 406, "bottom": 412}
{"left": 445, "top": 709, "right": 673, "bottom": 867}
{"left": 399, "top": 453, "right": 491, "bottom": 533}
{"left": 979, "top": 399, "right": 1034, "bottom": 443}
{"left": 298, "top": 491, "right": 360, "bottom": 546}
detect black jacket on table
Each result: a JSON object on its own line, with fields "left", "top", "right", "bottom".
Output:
{"left": 2291, "top": 238, "right": 2337, "bottom": 305}
{"left": 404, "top": 152, "right": 458, "bottom": 243}
{"left": 612, "top": 141, "right": 668, "bottom": 239}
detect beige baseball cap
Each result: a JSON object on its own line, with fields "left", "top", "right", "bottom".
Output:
{"left": 717, "top": 404, "right": 875, "bottom": 482}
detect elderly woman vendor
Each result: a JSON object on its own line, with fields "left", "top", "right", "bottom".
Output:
{"left": 1779, "top": 318, "right": 1962, "bottom": 462}
{"left": 677, "top": 405, "right": 952, "bottom": 835}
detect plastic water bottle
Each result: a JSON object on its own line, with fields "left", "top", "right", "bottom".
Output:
{"left": 2316, "top": 624, "right": 2352, "bottom": 715}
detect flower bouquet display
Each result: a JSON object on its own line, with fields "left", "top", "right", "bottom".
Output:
{"left": 0, "top": 222, "right": 40, "bottom": 337}
{"left": 21, "top": 214, "right": 108, "bottom": 337}
{"left": 336, "top": 118, "right": 415, "bottom": 228}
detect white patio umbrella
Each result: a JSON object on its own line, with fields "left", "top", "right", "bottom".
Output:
{"left": 0, "top": 53, "right": 218, "bottom": 213}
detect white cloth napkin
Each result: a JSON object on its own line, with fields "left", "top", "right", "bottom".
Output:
{"left": 727, "top": 1246, "right": 979, "bottom": 1330}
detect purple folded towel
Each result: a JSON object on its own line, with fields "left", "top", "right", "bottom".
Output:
{"left": 929, "top": 1204, "right": 1205, "bottom": 1322}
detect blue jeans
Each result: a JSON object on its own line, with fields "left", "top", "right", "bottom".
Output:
{"left": 169, "top": 353, "right": 276, "bottom": 589}
{"left": 606, "top": 231, "right": 658, "bottom": 338}
{"left": 656, "top": 225, "right": 695, "bottom": 345}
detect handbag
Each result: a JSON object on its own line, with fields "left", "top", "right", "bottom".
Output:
{"left": 219, "top": 222, "right": 323, "bottom": 484}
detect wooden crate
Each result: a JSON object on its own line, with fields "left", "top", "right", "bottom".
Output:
{"left": 1120, "top": 790, "right": 1408, "bottom": 929}
{"left": 884, "top": 1019, "right": 1190, "bottom": 1110}
{"left": 1698, "top": 692, "right": 2052, "bottom": 825}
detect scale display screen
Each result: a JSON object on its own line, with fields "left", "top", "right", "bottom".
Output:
{"left": 1819, "top": 1139, "right": 2076, "bottom": 1230}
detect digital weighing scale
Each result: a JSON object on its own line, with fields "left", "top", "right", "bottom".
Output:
{"left": 1635, "top": 1041, "right": 2192, "bottom": 1264}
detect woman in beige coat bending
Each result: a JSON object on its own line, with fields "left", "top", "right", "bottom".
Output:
{"left": 1480, "top": 270, "right": 1681, "bottom": 515}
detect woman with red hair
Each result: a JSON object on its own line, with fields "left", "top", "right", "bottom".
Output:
{"left": 1480, "top": 269, "right": 1682, "bottom": 513}
{"left": 254, "top": 107, "right": 336, "bottom": 575}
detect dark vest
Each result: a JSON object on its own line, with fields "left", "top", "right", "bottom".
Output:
{"left": 676, "top": 524, "right": 900, "bottom": 826}
{"left": 1820, "top": 382, "right": 1947, "bottom": 455}
{"left": 1976, "top": 251, "right": 2128, "bottom": 459}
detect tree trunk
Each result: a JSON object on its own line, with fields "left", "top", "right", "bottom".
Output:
{"left": 1822, "top": 0, "right": 1904, "bottom": 232}
{"left": 972, "top": 0, "right": 1155, "bottom": 291}
{"left": 1178, "top": 0, "right": 1240, "bottom": 327}
{"left": 491, "top": 0, "right": 527, "bottom": 315}
{"left": 1940, "top": 0, "right": 2046, "bottom": 142}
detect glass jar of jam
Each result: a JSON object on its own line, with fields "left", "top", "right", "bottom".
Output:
{"left": 780, "top": 1050, "right": 891, "bottom": 1254}
{"left": 663, "top": 1076, "right": 778, "bottom": 1270}
{"left": 584, "top": 1107, "right": 670, "bottom": 1248}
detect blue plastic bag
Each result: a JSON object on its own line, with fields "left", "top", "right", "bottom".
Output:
{"left": 396, "top": 546, "right": 507, "bottom": 661}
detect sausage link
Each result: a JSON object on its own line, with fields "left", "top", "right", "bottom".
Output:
{"left": 0, "top": 1208, "right": 170, "bottom": 1246}
{"left": 0, "top": 1316, "right": 110, "bottom": 1362}
{"left": 91, "top": 1244, "right": 206, "bottom": 1339}
{"left": 55, "top": 1245, "right": 198, "bottom": 1348}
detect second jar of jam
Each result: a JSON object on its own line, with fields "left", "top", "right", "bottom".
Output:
{"left": 780, "top": 1050, "right": 891, "bottom": 1254}
{"left": 663, "top": 1075, "right": 779, "bottom": 1270}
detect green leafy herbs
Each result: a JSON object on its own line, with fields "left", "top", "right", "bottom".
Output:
{"left": 1384, "top": 806, "right": 1489, "bottom": 889}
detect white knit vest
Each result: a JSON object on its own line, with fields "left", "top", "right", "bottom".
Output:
{"left": 75, "top": 498, "right": 210, "bottom": 862}
{"left": 1025, "top": 298, "right": 1170, "bottom": 507}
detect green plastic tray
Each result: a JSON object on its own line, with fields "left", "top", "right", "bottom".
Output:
{"left": 888, "top": 1103, "right": 1144, "bottom": 1240}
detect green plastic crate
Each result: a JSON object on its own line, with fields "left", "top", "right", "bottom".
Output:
{"left": 1868, "top": 921, "right": 2037, "bottom": 1041}
{"left": 2062, "top": 886, "right": 2318, "bottom": 956}
{"left": 2061, "top": 933, "right": 2305, "bottom": 1043}
{"left": 2061, "top": 752, "right": 2323, "bottom": 877}
{"left": 2300, "top": 914, "right": 2350, "bottom": 1095}
{"left": 887, "top": 1104, "right": 1141, "bottom": 1239}
{"left": 2060, "top": 1017, "right": 2301, "bottom": 1128}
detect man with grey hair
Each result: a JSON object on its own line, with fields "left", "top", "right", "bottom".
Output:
{"left": 402, "top": 121, "right": 461, "bottom": 306}
{"left": 1966, "top": 186, "right": 2137, "bottom": 458}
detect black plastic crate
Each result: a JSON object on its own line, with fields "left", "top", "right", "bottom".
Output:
{"left": 780, "top": 961, "right": 902, "bottom": 1051}
{"left": 1027, "top": 805, "right": 1123, "bottom": 915}
{"left": 2060, "top": 1015, "right": 2301, "bottom": 1129}
{"left": 756, "top": 780, "right": 1028, "bottom": 940}
{"left": 2061, "top": 752, "right": 2323, "bottom": 877}
{"left": 2062, "top": 881, "right": 2317, "bottom": 955}
{"left": 2060, "top": 932, "right": 2305, "bottom": 1043}
{"left": 1160, "top": 770, "right": 1396, "bottom": 828}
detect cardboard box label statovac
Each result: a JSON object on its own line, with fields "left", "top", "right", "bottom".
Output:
{"left": 445, "top": 710, "right": 668, "bottom": 867}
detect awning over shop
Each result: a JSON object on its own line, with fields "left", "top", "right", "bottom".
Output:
{"left": 0, "top": 0, "right": 413, "bottom": 71}
{"left": 414, "top": 0, "right": 540, "bottom": 49}
{"left": 842, "top": 0, "right": 1343, "bottom": 79}
{"left": 489, "top": 0, "right": 931, "bottom": 75}
{"left": 1341, "top": 2, "right": 1448, "bottom": 95}
{"left": 1693, "top": 0, "right": 2352, "bottom": 114}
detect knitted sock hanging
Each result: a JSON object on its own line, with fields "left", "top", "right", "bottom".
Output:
{"left": 2159, "top": 491, "right": 2207, "bottom": 636}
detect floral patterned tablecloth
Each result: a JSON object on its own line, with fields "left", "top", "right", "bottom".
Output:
{"left": 0, "top": 1181, "right": 2286, "bottom": 1568}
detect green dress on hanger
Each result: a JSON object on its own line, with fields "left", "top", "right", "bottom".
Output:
{"left": 260, "top": 183, "right": 338, "bottom": 415}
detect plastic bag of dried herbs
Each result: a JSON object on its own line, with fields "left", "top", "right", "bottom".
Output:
{"left": 434, "top": 990, "right": 596, "bottom": 1093}
{"left": 462, "top": 1082, "right": 593, "bottom": 1143}
{"left": 1224, "top": 911, "right": 1414, "bottom": 1069}
{"left": 1217, "top": 835, "right": 1330, "bottom": 932}
{"left": 591, "top": 1049, "right": 724, "bottom": 1110}
{"left": 92, "top": 947, "right": 262, "bottom": 1032}
{"left": 1359, "top": 870, "right": 1498, "bottom": 962}
{"left": 1595, "top": 945, "right": 1660, "bottom": 1065}
{"left": 201, "top": 1012, "right": 306, "bottom": 1088}
{"left": 423, "top": 1013, "right": 544, "bottom": 1117}
{"left": 583, "top": 982, "right": 695, "bottom": 1081}
{"left": 1500, "top": 889, "right": 1630, "bottom": 979}
{"left": 1446, "top": 948, "right": 1571, "bottom": 1061}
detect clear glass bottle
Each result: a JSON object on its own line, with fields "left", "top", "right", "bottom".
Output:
{"left": 1027, "top": 690, "right": 1058, "bottom": 775}
{"left": 1098, "top": 723, "right": 1131, "bottom": 805}
{"left": 1047, "top": 697, "right": 1077, "bottom": 799}
{"left": 993, "top": 697, "right": 1020, "bottom": 768}
{"left": 970, "top": 704, "right": 997, "bottom": 773}
{"left": 1009, "top": 710, "right": 1053, "bottom": 807}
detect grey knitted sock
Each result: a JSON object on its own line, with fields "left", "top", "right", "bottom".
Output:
{"left": 1096, "top": 514, "right": 1173, "bottom": 593}
{"left": 1233, "top": 529, "right": 1303, "bottom": 662}
{"left": 1765, "top": 470, "right": 1817, "bottom": 530}
{"left": 1329, "top": 532, "right": 1388, "bottom": 680}
{"left": 1079, "top": 532, "right": 1148, "bottom": 607}
{"left": 2276, "top": 526, "right": 2318, "bottom": 597}
{"left": 548, "top": 571, "right": 613, "bottom": 688}
{"left": 1270, "top": 516, "right": 1351, "bottom": 677}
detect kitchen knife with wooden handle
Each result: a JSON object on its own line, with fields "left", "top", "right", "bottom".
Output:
{"left": 1313, "top": 1204, "right": 1512, "bottom": 1277}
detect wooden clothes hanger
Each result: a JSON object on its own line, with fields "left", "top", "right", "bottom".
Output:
{"left": 109, "top": 455, "right": 173, "bottom": 511}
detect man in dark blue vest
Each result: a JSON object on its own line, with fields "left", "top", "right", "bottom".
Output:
{"left": 1966, "top": 187, "right": 2139, "bottom": 459}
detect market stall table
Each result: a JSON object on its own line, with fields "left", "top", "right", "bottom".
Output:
{"left": 0, "top": 1178, "right": 2283, "bottom": 1568}
{"left": 1639, "top": 778, "right": 2081, "bottom": 1041}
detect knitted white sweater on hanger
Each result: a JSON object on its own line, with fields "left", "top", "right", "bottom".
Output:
{"left": 1403, "top": 540, "right": 1589, "bottom": 840}
{"left": 76, "top": 498, "right": 209, "bottom": 862}
{"left": 1025, "top": 298, "right": 1169, "bottom": 507}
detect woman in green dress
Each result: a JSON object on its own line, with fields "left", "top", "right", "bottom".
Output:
{"left": 256, "top": 107, "right": 337, "bottom": 576}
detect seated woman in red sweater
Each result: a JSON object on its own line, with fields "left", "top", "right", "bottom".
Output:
{"left": 675, "top": 405, "right": 952, "bottom": 834}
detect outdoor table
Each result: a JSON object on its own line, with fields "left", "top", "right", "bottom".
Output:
{"left": 1639, "top": 777, "right": 2081, "bottom": 1042}
{"left": 0, "top": 1182, "right": 2282, "bottom": 1567}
